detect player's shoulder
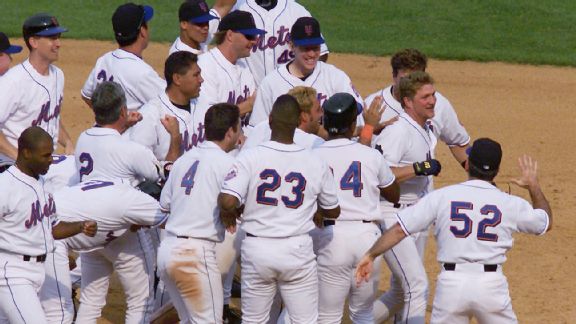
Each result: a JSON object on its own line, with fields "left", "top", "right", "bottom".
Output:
{"left": 0, "top": 62, "right": 27, "bottom": 83}
{"left": 139, "top": 96, "right": 164, "bottom": 116}
{"left": 432, "top": 91, "right": 454, "bottom": 110}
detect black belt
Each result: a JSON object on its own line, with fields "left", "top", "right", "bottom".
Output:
{"left": 443, "top": 263, "right": 497, "bottom": 272}
{"left": 23, "top": 254, "right": 47, "bottom": 262}
{"left": 246, "top": 233, "right": 257, "bottom": 237}
{"left": 322, "top": 219, "right": 372, "bottom": 227}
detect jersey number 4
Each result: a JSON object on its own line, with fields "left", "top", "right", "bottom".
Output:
{"left": 450, "top": 201, "right": 502, "bottom": 242}
{"left": 256, "top": 169, "right": 306, "bottom": 208}
{"left": 340, "top": 161, "right": 363, "bottom": 197}
{"left": 180, "top": 161, "right": 200, "bottom": 195}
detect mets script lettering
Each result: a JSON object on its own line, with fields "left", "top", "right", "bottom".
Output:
{"left": 252, "top": 26, "right": 291, "bottom": 52}
{"left": 184, "top": 125, "right": 206, "bottom": 150}
{"left": 25, "top": 195, "right": 56, "bottom": 229}
{"left": 32, "top": 96, "right": 62, "bottom": 127}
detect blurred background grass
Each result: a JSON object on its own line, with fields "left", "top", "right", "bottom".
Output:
{"left": 0, "top": 0, "right": 574, "bottom": 65}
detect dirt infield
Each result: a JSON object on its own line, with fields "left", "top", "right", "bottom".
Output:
{"left": 10, "top": 39, "right": 574, "bottom": 323}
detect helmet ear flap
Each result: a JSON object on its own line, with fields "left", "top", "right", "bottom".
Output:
{"left": 322, "top": 93, "right": 358, "bottom": 135}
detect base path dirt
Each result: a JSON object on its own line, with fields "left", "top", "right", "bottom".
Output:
{"left": 10, "top": 39, "right": 573, "bottom": 323}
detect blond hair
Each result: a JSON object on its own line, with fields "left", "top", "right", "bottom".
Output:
{"left": 287, "top": 86, "right": 317, "bottom": 113}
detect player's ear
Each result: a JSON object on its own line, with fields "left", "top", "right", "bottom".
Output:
{"left": 172, "top": 72, "right": 182, "bottom": 87}
{"left": 225, "top": 30, "right": 234, "bottom": 43}
{"left": 464, "top": 159, "right": 469, "bottom": 172}
{"left": 180, "top": 21, "right": 188, "bottom": 31}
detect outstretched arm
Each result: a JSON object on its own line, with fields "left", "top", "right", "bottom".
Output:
{"left": 355, "top": 223, "right": 406, "bottom": 286}
{"left": 53, "top": 220, "right": 97, "bottom": 240}
{"left": 510, "top": 155, "right": 552, "bottom": 231}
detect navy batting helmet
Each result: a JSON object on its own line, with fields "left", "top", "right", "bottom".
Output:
{"left": 323, "top": 93, "right": 358, "bottom": 135}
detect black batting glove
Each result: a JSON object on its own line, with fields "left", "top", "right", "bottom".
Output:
{"left": 413, "top": 159, "right": 442, "bottom": 176}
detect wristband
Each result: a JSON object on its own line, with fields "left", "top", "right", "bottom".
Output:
{"left": 359, "top": 124, "right": 374, "bottom": 142}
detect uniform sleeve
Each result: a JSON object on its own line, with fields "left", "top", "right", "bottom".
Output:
{"left": 133, "top": 71, "right": 166, "bottom": 108}
{"left": 129, "top": 105, "right": 160, "bottom": 154}
{"left": 434, "top": 94, "right": 470, "bottom": 147}
{"left": 396, "top": 194, "right": 437, "bottom": 235}
{"left": 221, "top": 151, "right": 252, "bottom": 202}
{"left": 250, "top": 78, "right": 274, "bottom": 126}
{"left": 123, "top": 189, "right": 167, "bottom": 226}
{"left": 130, "top": 145, "right": 162, "bottom": 181}
{"left": 373, "top": 126, "right": 408, "bottom": 167}
{"left": 515, "top": 198, "right": 549, "bottom": 235}
{"left": 81, "top": 66, "right": 98, "bottom": 100}
{"left": 0, "top": 76, "right": 21, "bottom": 124}
{"left": 376, "top": 152, "right": 396, "bottom": 188}
{"left": 317, "top": 161, "right": 340, "bottom": 209}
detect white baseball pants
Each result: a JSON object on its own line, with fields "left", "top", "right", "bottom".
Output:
{"left": 39, "top": 240, "right": 74, "bottom": 323}
{"left": 0, "top": 252, "right": 47, "bottom": 324}
{"left": 157, "top": 235, "right": 223, "bottom": 324}
{"left": 313, "top": 221, "right": 382, "bottom": 324}
{"left": 374, "top": 204, "right": 428, "bottom": 324}
{"left": 431, "top": 263, "right": 517, "bottom": 324}
{"left": 76, "top": 230, "right": 155, "bottom": 324}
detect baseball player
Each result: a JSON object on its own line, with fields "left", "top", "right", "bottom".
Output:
{"left": 249, "top": 17, "right": 364, "bottom": 131}
{"left": 0, "top": 127, "right": 96, "bottom": 324}
{"left": 356, "top": 139, "right": 552, "bottom": 324}
{"left": 312, "top": 93, "right": 399, "bottom": 324}
{"left": 234, "top": 0, "right": 330, "bottom": 86}
{"left": 242, "top": 86, "right": 325, "bottom": 150}
{"left": 196, "top": 10, "right": 265, "bottom": 132}
{"left": 39, "top": 154, "right": 80, "bottom": 324}
{"left": 0, "top": 13, "right": 74, "bottom": 173}
{"left": 53, "top": 178, "right": 168, "bottom": 324}
{"left": 75, "top": 81, "right": 180, "bottom": 184}
{"left": 81, "top": 3, "right": 166, "bottom": 111}
{"left": 130, "top": 51, "right": 204, "bottom": 160}
{"left": 218, "top": 94, "right": 340, "bottom": 323}
{"left": 365, "top": 48, "right": 470, "bottom": 165}
{"left": 168, "top": 0, "right": 219, "bottom": 55}
{"left": 0, "top": 31, "right": 22, "bottom": 76}
{"left": 157, "top": 103, "right": 241, "bottom": 323}
{"left": 372, "top": 71, "right": 442, "bottom": 323}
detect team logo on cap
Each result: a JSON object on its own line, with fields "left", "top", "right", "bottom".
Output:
{"left": 304, "top": 25, "right": 313, "bottom": 36}
{"left": 51, "top": 16, "right": 59, "bottom": 26}
{"left": 199, "top": 2, "right": 208, "bottom": 12}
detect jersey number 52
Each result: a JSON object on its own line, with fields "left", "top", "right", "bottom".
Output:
{"left": 256, "top": 169, "right": 306, "bottom": 209}
{"left": 450, "top": 201, "right": 502, "bottom": 242}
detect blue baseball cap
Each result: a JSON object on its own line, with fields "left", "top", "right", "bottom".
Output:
{"left": 291, "top": 17, "right": 324, "bottom": 46}
{"left": 218, "top": 11, "right": 265, "bottom": 36}
{"left": 112, "top": 3, "right": 154, "bottom": 39}
{"left": 22, "top": 13, "right": 68, "bottom": 38}
{"left": 0, "top": 32, "right": 22, "bottom": 54}
{"left": 179, "top": 0, "right": 218, "bottom": 24}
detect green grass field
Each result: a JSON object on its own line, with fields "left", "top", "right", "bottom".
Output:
{"left": 0, "top": 0, "right": 574, "bottom": 66}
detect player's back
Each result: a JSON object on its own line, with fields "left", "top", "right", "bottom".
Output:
{"left": 407, "top": 180, "right": 549, "bottom": 265}
{"left": 55, "top": 178, "right": 165, "bottom": 252}
{"left": 81, "top": 49, "right": 166, "bottom": 111}
{"left": 314, "top": 139, "right": 394, "bottom": 221}
{"left": 161, "top": 141, "right": 235, "bottom": 242}
{"left": 243, "top": 121, "right": 324, "bottom": 150}
{"left": 224, "top": 141, "right": 338, "bottom": 237}
{"left": 75, "top": 127, "right": 160, "bottom": 184}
